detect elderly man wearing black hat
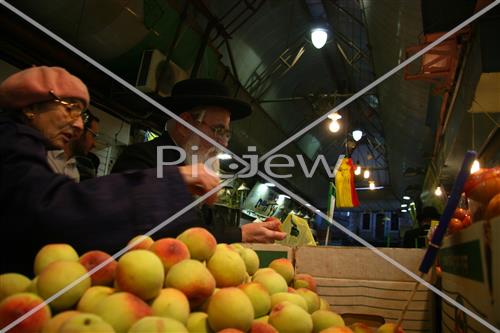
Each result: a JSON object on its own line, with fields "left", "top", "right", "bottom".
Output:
{"left": 112, "top": 79, "right": 286, "bottom": 244}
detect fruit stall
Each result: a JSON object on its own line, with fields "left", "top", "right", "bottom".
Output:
{"left": 0, "top": 164, "right": 500, "bottom": 332}
{"left": 1, "top": 1, "right": 500, "bottom": 333}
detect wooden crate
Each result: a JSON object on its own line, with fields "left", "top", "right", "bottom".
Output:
{"left": 242, "top": 243, "right": 294, "bottom": 268}
{"left": 440, "top": 217, "right": 500, "bottom": 332}
{"left": 295, "top": 246, "right": 434, "bottom": 333}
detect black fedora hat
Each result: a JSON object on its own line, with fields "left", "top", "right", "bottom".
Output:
{"left": 159, "top": 78, "right": 252, "bottom": 120}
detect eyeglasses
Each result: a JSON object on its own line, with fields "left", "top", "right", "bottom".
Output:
{"left": 49, "top": 90, "right": 86, "bottom": 120}
{"left": 198, "top": 121, "right": 232, "bottom": 140}
{"left": 86, "top": 127, "right": 99, "bottom": 138}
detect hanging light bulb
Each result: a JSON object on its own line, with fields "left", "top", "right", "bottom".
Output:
{"left": 311, "top": 28, "right": 328, "bottom": 49}
{"left": 354, "top": 165, "right": 362, "bottom": 175}
{"left": 435, "top": 186, "right": 442, "bottom": 196}
{"left": 369, "top": 181, "right": 375, "bottom": 190}
{"left": 363, "top": 169, "right": 370, "bottom": 179}
{"left": 352, "top": 129, "right": 363, "bottom": 141}
{"left": 329, "top": 119, "right": 340, "bottom": 133}
{"left": 470, "top": 159, "right": 480, "bottom": 174}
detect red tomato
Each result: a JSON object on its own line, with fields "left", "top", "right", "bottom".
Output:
{"left": 453, "top": 208, "right": 468, "bottom": 221}
{"left": 464, "top": 167, "right": 500, "bottom": 204}
{"left": 462, "top": 214, "right": 472, "bottom": 227}
{"left": 448, "top": 218, "right": 464, "bottom": 234}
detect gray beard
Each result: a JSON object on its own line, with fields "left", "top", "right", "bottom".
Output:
{"left": 182, "top": 135, "right": 220, "bottom": 174}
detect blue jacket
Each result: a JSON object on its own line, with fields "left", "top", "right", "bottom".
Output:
{"left": 0, "top": 116, "right": 198, "bottom": 276}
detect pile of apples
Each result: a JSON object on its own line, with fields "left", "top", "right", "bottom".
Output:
{"left": 0, "top": 227, "right": 404, "bottom": 333}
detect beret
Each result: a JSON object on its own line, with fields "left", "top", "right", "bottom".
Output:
{"left": 0, "top": 66, "right": 89, "bottom": 109}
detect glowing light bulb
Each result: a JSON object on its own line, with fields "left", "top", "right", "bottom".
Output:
{"left": 403, "top": 196, "right": 410, "bottom": 200}
{"left": 369, "top": 181, "right": 375, "bottom": 190}
{"left": 435, "top": 187, "right": 442, "bottom": 196}
{"left": 354, "top": 165, "right": 362, "bottom": 175}
{"left": 352, "top": 130, "right": 363, "bottom": 141}
{"left": 470, "top": 159, "right": 480, "bottom": 174}
{"left": 363, "top": 169, "right": 370, "bottom": 179}
{"left": 329, "top": 120, "right": 340, "bottom": 132}
{"left": 311, "top": 28, "right": 328, "bottom": 49}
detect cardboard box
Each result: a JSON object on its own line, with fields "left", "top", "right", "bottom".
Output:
{"left": 294, "top": 246, "right": 434, "bottom": 332}
{"left": 440, "top": 217, "right": 500, "bottom": 332}
{"left": 242, "top": 243, "right": 293, "bottom": 268}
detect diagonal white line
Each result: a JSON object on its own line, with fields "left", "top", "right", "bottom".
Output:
{"left": 0, "top": 176, "right": 237, "bottom": 333}
{"left": 0, "top": 1, "right": 250, "bottom": 169}
{"left": 259, "top": 0, "right": 500, "bottom": 162}
{"left": 257, "top": 172, "right": 500, "bottom": 332}
{"left": 2, "top": 1, "right": 499, "bottom": 332}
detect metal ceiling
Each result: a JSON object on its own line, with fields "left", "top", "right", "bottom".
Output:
{"left": 361, "top": 0, "right": 433, "bottom": 203}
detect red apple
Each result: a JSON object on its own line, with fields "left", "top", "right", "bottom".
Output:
{"left": 0, "top": 293, "right": 51, "bottom": 333}
{"left": 79, "top": 250, "right": 117, "bottom": 286}
{"left": 453, "top": 208, "right": 468, "bottom": 221}
{"left": 485, "top": 193, "right": 500, "bottom": 220}
{"left": 464, "top": 167, "right": 500, "bottom": 204}
{"left": 461, "top": 214, "right": 472, "bottom": 227}
{"left": 448, "top": 218, "right": 464, "bottom": 234}
{"left": 149, "top": 238, "right": 190, "bottom": 272}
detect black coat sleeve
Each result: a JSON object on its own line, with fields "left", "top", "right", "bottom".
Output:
{"left": 111, "top": 141, "right": 157, "bottom": 173}
{"left": 112, "top": 136, "right": 243, "bottom": 244}
{"left": 0, "top": 120, "right": 199, "bottom": 276}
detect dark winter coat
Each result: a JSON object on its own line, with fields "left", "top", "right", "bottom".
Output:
{"left": 0, "top": 116, "right": 199, "bottom": 276}
{"left": 111, "top": 133, "right": 242, "bottom": 243}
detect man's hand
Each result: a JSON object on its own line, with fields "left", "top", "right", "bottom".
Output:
{"left": 179, "top": 163, "right": 220, "bottom": 205}
{"left": 241, "top": 217, "right": 287, "bottom": 243}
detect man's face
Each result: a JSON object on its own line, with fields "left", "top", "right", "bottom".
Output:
{"left": 83, "top": 119, "right": 99, "bottom": 154}
{"left": 193, "top": 106, "right": 231, "bottom": 152}
{"left": 70, "top": 119, "right": 98, "bottom": 156}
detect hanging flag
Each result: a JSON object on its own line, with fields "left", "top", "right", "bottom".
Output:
{"left": 335, "top": 157, "right": 360, "bottom": 208}
{"left": 328, "top": 154, "right": 344, "bottom": 218}
{"left": 327, "top": 181, "right": 336, "bottom": 219}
